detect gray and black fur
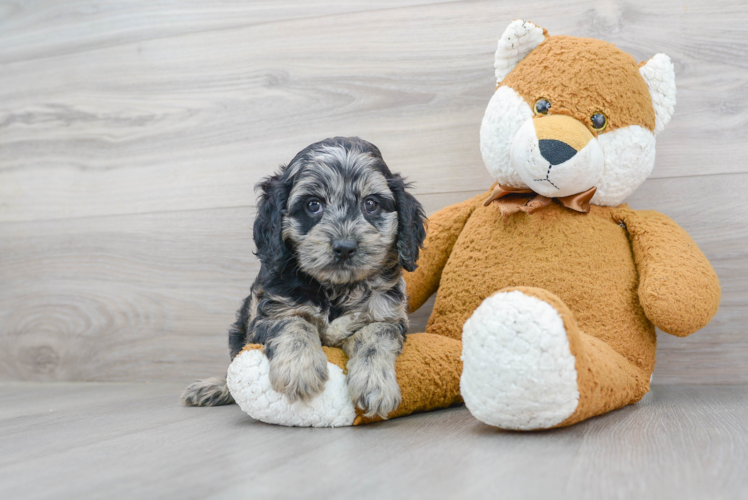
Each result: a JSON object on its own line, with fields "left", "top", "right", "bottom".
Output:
{"left": 181, "top": 137, "right": 426, "bottom": 418}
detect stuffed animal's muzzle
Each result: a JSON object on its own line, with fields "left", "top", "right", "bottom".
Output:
{"left": 510, "top": 115, "right": 604, "bottom": 198}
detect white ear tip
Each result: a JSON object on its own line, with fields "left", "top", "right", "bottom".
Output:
{"left": 494, "top": 20, "right": 545, "bottom": 83}
{"left": 639, "top": 53, "right": 676, "bottom": 134}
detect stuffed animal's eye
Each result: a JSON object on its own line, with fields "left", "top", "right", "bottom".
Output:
{"left": 591, "top": 112, "right": 608, "bottom": 131}
{"left": 306, "top": 199, "right": 324, "bottom": 215}
{"left": 363, "top": 198, "right": 379, "bottom": 213}
{"left": 534, "top": 99, "right": 551, "bottom": 115}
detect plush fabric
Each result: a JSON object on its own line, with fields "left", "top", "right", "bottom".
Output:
{"left": 639, "top": 54, "right": 677, "bottom": 134}
{"left": 353, "top": 333, "right": 463, "bottom": 425}
{"left": 624, "top": 209, "right": 721, "bottom": 336}
{"left": 460, "top": 289, "right": 580, "bottom": 430}
{"left": 228, "top": 19, "right": 719, "bottom": 429}
{"left": 408, "top": 19, "right": 717, "bottom": 430}
{"left": 228, "top": 333, "right": 462, "bottom": 427}
{"left": 501, "top": 35, "right": 656, "bottom": 133}
{"left": 227, "top": 346, "right": 356, "bottom": 427}
{"left": 407, "top": 190, "right": 719, "bottom": 429}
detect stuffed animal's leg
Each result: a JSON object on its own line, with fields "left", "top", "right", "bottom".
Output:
{"left": 461, "top": 286, "right": 652, "bottom": 430}
{"left": 227, "top": 333, "right": 463, "bottom": 427}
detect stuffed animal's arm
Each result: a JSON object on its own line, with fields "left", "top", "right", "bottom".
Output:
{"left": 404, "top": 193, "right": 484, "bottom": 312}
{"left": 620, "top": 209, "right": 720, "bottom": 337}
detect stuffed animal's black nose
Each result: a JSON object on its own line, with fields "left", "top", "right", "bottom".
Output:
{"left": 333, "top": 240, "right": 357, "bottom": 260}
{"left": 539, "top": 139, "right": 577, "bottom": 165}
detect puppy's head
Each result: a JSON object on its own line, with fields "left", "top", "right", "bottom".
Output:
{"left": 254, "top": 137, "right": 426, "bottom": 285}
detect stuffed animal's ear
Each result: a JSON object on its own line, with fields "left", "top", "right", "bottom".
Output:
{"left": 253, "top": 170, "right": 292, "bottom": 269}
{"left": 639, "top": 54, "right": 676, "bottom": 135}
{"left": 388, "top": 175, "right": 426, "bottom": 273}
{"left": 494, "top": 20, "right": 547, "bottom": 83}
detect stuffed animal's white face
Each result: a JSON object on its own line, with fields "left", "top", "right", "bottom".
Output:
{"left": 480, "top": 21, "right": 676, "bottom": 206}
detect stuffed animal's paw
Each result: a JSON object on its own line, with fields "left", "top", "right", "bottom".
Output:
{"left": 461, "top": 290, "right": 579, "bottom": 430}
{"left": 227, "top": 348, "right": 357, "bottom": 427}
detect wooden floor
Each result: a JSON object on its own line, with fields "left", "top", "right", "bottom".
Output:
{"left": 2, "top": 0, "right": 748, "bottom": 386}
{"left": 1, "top": 383, "right": 746, "bottom": 500}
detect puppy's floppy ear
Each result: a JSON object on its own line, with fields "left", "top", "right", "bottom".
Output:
{"left": 388, "top": 175, "right": 426, "bottom": 272}
{"left": 253, "top": 169, "right": 292, "bottom": 269}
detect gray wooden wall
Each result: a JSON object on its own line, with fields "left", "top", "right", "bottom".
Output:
{"left": 1, "top": 0, "right": 746, "bottom": 384}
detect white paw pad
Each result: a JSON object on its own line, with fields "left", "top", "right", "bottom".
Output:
{"left": 461, "top": 290, "right": 579, "bottom": 430}
{"left": 227, "top": 350, "right": 356, "bottom": 427}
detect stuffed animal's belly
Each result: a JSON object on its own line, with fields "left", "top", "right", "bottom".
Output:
{"left": 427, "top": 203, "right": 649, "bottom": 350}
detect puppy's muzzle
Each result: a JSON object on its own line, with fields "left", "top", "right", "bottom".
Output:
{"left": 332, "top": 239, "right": 358, "bottom": 261}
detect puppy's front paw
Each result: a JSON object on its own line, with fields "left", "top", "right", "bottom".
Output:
{"left": 346, "top": 360, "right": 401, "bottom": 419}
{"left": 323, "top": 313, "right": 359, "bottom": 347}
{"left": 268, "top": 346, "right": 329, "bottom": 403}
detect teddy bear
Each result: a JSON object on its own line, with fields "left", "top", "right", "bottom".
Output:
{"left": 226, "top": 20, "right": 721, "bottom": 429}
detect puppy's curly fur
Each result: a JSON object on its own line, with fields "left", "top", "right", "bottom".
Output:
{"left": 181, "top": 137, "right": 426, "bottom": 418}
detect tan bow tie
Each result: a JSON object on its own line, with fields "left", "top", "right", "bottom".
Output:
{"left": 483, "top": 184, "right": 597, "bottom": 218}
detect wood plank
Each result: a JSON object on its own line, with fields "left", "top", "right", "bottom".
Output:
{"left": 0, "top": 382, "right": 746, "bottom": 499}
{"left": 2, "top": 0, "right": 747, "bottom": 222}
{"left": 0, "top": 0, "right": 457, "bottom": 64}
{"left": 1, "top": 173, "right": 745, "bottom": 383}
{"left": 0, "top": 206, "right": 257, "bottom": 382}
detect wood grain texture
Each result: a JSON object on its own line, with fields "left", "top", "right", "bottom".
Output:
{"left": 1, "top": 382, "right": 747, "bottom": 500}
{"left": 2, "top": 0, "right": 747, "bottom": 222}
{"left": 1, "top": 175, "right": 745, "bottom": 383}
{"left": 1, "top": 0, "right": 747, "bottom": 383}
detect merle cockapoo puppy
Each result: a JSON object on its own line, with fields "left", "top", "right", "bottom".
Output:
{"left": 181, "top": 137, "right": 426, "bottom": 418}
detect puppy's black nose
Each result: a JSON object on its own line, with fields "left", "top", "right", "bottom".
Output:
{"left": 332, "top": 240, "right": 357, "bottom": 260}
{"left": 539, "top": 139, "right": 577, "bottom": 165}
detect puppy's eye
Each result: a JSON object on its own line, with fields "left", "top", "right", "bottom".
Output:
{"left": 591, "top": 112, "right": 608, "bottom": 131}
{"left": 534, "top": 99, "right": 551, "bottom": 115}
{"left": 306, "top": 199, "right": 324, "bottom": 215}
{"left": 363, "top": 198, "right": 379, "bottom": 213}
